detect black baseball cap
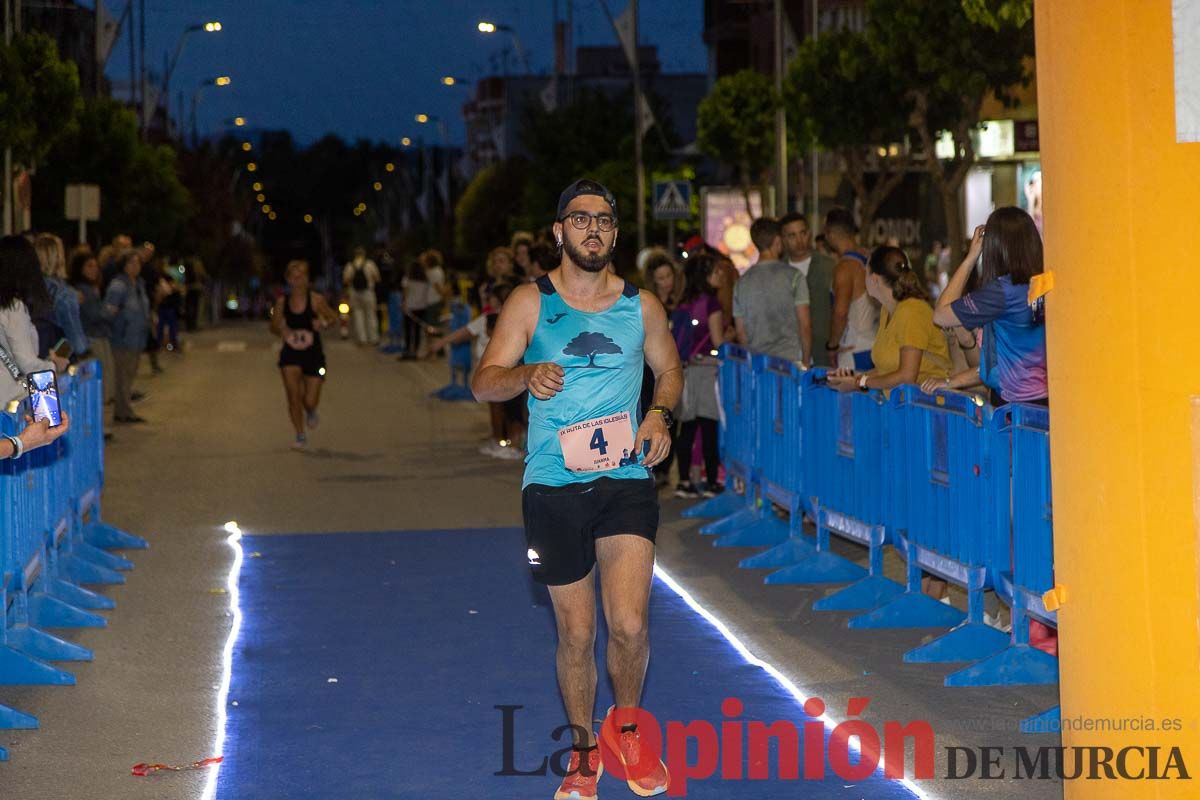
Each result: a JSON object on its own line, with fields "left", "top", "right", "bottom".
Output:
{"left": 556, "top": 178, "right": 618, "bottom": 220}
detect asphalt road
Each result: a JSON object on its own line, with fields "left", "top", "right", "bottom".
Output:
{"left": 0, "top": 322, "right": 1062, "bottom": 800}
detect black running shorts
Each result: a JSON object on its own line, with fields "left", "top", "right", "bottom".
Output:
{"left": 521, "top": 477, "right": 659, "bottom": 586}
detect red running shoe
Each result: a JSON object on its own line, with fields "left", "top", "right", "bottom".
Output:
{"left": 555, "top": 744, "right": 603, "bottom": 800}
{"left": 600, "top": 706, "right": 670, "bottom": 796}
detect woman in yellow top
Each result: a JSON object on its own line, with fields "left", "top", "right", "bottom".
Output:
{"left": 828, "top": 245, "right": 951, "bottom": 393}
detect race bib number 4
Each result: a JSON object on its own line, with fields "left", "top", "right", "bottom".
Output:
{"left": 558, "top": 412, "right": 636, "bottom": 473}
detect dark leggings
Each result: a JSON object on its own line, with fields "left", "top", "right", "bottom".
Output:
{"left": 403, "top": 313, "right": 424, "bottom": 355}
{"left": 675, "top": 417, "right": 720, "bottom": 486}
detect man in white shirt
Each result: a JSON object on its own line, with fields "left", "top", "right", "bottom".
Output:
{"left": 342, "top": 247, "right": 381, "bottom": 345}
{"left": 780, "top": 212, "right": 836, "bottom": 366}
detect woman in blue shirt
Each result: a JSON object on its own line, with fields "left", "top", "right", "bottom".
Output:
{"left": 930, "top": 207, "right": 1048, "bottom": 406}
{"left": 104, "top": 252, "right": 151, "bottom": 423}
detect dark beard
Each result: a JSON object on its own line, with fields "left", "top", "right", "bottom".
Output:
{"left": 562, "top": 236, "right": 614, "bottom": 273}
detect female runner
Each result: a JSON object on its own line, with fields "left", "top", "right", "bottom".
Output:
{"left": 270, "top": 260, "right": 338, "bottom": 449}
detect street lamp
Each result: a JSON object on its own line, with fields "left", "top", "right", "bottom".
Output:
{"left": 232, "top": 116, "right": 246, "bottom": 127}
{"left": 401, "top": 137, "right": 412, "bottom": 147}
{"left": 415, "top": 113, "right": 449, "bottom": 145}
{"left": 441, "top": 76, "right": 468, "bottom": 86}
{"left": 191, "top": 76, "right": 232, "bottom": 146}
{"left": 476, "top": 20, "right": 531, "bottom": 73}
{"left": 165, "top": 20, "right": 222, "bottom": 137}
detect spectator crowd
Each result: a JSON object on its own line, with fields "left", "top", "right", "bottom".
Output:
{"left": 322, "top": 200, "right": 1047, "bottom": 526}
{"left": 0, "top": 230, "right": 202, "bottom": 452}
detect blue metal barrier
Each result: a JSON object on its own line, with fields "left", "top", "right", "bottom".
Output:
{"left": 946, "top": 402, "right": 1058, "bottom": 689}
{"left": 433, "top": 302, "right": 475, "bottom": 401}
{"left": 751, "top": 374, "right": 903, "bottom": 611}
{"left": 734, "top": 357, "right": 816, "bottom": 562}
{"left": 696, "top": 346, "right": 762, "bottom": 534}
{"left": 710, "top": 355, "right": 798, "bottom": 548}
{"left": 0, "top": 361, "right": 145, "bottom": 758}
{"left": 75, "top": 360, "right": 148, "bottom": 554}
{"left": 681, "top": 345, "right": 745, "bottom": 519}
{"left": 849, "top": 389, "right": 1012, "bottom": 670}
{"left": 692, "top": 348, "right": 1060, "bottom": 696}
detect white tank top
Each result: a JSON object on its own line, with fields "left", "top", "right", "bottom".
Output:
{"left": 837, "top": 251, "right": 879, "bottom": 362}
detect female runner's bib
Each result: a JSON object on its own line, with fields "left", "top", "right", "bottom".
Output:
{"left": 523, "top": 274, "right": 648, "bottom": 488}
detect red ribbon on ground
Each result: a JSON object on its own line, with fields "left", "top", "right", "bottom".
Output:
{"left": 131, "top": 756, "right": 223, "bottom": 776}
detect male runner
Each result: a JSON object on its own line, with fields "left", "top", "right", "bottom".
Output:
{"left": 473, "top": 179, "right": 682, "bottom": 799}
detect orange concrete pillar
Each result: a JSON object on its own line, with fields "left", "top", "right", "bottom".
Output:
{"left": 1036, "top": 0, "right": 1200, "bottom": 795}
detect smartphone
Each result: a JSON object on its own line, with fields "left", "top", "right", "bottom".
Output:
{"left": 52, "top": 337, "right": 72, "bottom": 360}
{"left": 27, "top": 369, "right": 63, "bottom": 428}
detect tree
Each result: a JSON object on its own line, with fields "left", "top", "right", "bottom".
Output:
{"left": 517, "top": 88, "right": 674, "bottom": 267}
{"left": 454, "top": 157, "right": 528, "bottom": 263}
{"left": 696, "top": 70, "right": 777, "bottom": 214}
{"left": 563, "top": 331, "right": 623, "bottom": 368}
{"left": 869, "top": 0, "right": 1034, "bottom": 259}
{"left": 0, "top": 32, "right": 81, "bottom": 164}
{"left": 32, "top": 98, "right": 192, "bottom": 246}
{"left": 962, "top": 0, "right": 1033, "bottom": 29}
{"left": 784, "top": 29, "right": 915, "bottom": 238}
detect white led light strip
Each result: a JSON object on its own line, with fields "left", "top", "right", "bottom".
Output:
{"left": 201, "top": 522, "right": 245, "bottom": 800}
{"left": 652, "top": 562, "right": 932, "bottom": 800}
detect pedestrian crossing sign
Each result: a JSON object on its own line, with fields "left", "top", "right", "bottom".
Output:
{"left": 653, "top": 181, "right": 692, "bottom": 221}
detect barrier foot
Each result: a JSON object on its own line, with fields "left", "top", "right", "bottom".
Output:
{"left": 944, "top": 644, "right": 1059, "bottom": 688}
{"left": 61, "top": 555, "right": 125, "bottom": 586}
{"left": 0, "top": 746, "right": 6, "bottom": 760}
{"left": 1020, "top": 705, "right": 1061, "bottom": 734}
{"left": 7, "top": 625, "right": 93, "bottom": 662}
{"left": 698, "top": 507, "right": 760, "bottom": 535}
{"left": 848, "top": 592, "right": 965, "bottom": 630}
{"left": 45, "top": 578, "right": 115, "bottom": 611}
{"left": 812, "top": 575, "right": 906, "bottom": 611}
{"left": 764, "top": 550, "right": 867, "bottom": 585}
{"left": 72, "top": 542, "right": 134, "bottom": 572}
{"left": 682, "top": 491, "right": 744, "bottom": 519}
{"left": 82, "top": 521, "right": 149, "bottom": 550}
{"left": 431, "top": 384, "right": 474, "bottom": 401}
{"left": 0, "top": 703, "right": 37, "bottom": 729}
{"left": 714, "top": 516, "right": 790, "bottom": 548}
{"left": 29, "top": 593, "right": 107, "bottom": 629}
{"left": 739, "top": 537, "right": 817, "bottom": 569}
{"left": 0, "top": 646, "right": 75, "bottom": 685}
{"left": 904, "top": 622, "right": 1010, "bottom": 664}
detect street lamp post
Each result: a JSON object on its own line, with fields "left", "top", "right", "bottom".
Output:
{"left": 477, "top": 21, "right": 532, "bottom": 74}
{"left": 163, "top": 20, "right": 221, "bottom": 138}
{"left": 191, "top": 75, "right": 231, "bottom": 147}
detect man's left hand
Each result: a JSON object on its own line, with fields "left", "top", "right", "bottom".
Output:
{"left": 633, "top": 412, "right": 671, "bottom": 468}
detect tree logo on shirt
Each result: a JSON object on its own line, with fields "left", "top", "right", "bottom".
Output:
{"left": 562, "top": 331, "right": 622, "bottom": 368}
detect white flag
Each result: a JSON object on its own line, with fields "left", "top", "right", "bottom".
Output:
{"left": 781, "top": 7, "right": 801, "bottom": 63}
{"left": 96, "top": 0, "right": 124, "bottom": 66}
{"left": 491, "top": 123, "right": 507, "bottom": 161}
{"left": 142, "top": 81, "right": 160, "bottom": 128}
{"left": 613, "top": 3, "right": 637, "bottom": 69}
{"left": 638, "top": 94, "right": 656, "bottom": 139}
{"left": 540, "top": 77, "right": 558, "bottom": 113}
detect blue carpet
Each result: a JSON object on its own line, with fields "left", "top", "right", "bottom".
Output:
{"left": 217, "top": 529, "right": 919, "bottom": 799}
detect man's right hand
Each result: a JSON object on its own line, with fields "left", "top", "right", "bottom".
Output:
{"left": 523, "top": 362, "right": 565, "bottom": 400}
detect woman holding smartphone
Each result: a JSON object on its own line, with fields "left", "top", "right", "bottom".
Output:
{"left": 271, "top": 260, "right": 337, "bottom": 450}
{"left": 0, "top": 236, "right": 62, "bottom": 407}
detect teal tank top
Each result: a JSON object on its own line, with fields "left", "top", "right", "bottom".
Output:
{"left": 523, "top": 274, "right": 649, "bottom": 488}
